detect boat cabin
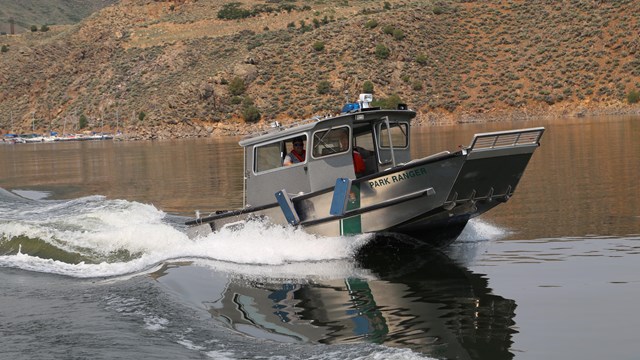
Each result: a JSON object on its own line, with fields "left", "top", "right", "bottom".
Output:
{"left": 239, "top": 98, "right": 416, "bottom": 207}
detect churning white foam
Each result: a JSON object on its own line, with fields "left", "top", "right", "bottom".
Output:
{"left": 457, "top": 218, "right": 509, "bottom": 242}
{"left": 2, "top": 193, "right": 509, "bottom": 280}
{"left": 193, "top": 221, "right": 370, "bottom": 264}
{"left": 0, "top": 195, "right": 372, "bottom": 279}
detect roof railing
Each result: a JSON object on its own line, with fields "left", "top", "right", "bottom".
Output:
{"left": 244, "top": 114, "right": 335, "bottom": 139}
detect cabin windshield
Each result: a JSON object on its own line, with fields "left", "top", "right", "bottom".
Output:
{"left": 311, "top": 126, "right": 351, "bottom": 158}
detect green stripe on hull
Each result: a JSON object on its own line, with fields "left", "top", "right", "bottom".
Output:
{"left": 344, "top": 278, "right": 389, "bottom": 341}
{"left": 340, "top": 183, "right": 362, "bottom": 235}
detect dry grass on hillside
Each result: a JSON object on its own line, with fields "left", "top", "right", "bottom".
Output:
{"left": 0, "top": 0, "right": 639, "bottom": 136}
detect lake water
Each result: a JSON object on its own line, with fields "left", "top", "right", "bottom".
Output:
{"left": 0, "top": 115, "right": 639, "bottom": 359}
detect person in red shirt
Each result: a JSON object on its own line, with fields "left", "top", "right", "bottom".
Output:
{"left": 339, "top": 131, "right": 366, "bottom": 175}
{"left": 352, "top": 148, "right": 366, "bottom": 175}
{"left": 284, "top": 137, "right": 306, "bottom": 165}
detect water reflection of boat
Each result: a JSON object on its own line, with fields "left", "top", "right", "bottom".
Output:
{"left": 150, "top": 238, "right": 517, "bottom": 359}
{"left": 186, "top": 94, "right": 544, "bottom": 246}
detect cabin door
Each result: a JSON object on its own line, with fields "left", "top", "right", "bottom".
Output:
{"left": 307, "top": 126, "right": 356, "bottom": 192}
{"left": 245, "top": 136, "right": 312, "bottom": 207}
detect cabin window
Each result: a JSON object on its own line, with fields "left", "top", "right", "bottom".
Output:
{"left": 254, "top": 135, "right": 308, "bottom": 173}
{"left": 378, "top": 122, "right": 408, "bottom": 148}
{"left": 354, "top": 129, "right": 375, "bottom": 151}
{"left": 283, "top": 136, "right": 308, "bottom": 167}
{"left": 312, "top": 126, "right": 351, "bottom": 158}
{"left": 254, "top": 141, "right": 283, "bottom": 173}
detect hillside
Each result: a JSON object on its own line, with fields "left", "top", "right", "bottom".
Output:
{"left": 1, "top": 0, "right": 639, "bottom": 139}
{"left": 0, "top": 0, "right": 117, "bottom": 34}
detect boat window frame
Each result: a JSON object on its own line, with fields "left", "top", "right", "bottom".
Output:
{"left": 376, "top": 121, "right": 409, "bottom": 149}
{"left": 310, "top": 126, "right": 352, "bottom": 159}
{"left": 252, "top": 134, "right": 308, "bottom": 175}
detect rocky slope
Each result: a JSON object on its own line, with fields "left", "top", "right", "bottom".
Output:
{"left": 0, "top": 0, "right": 117, "bottom": 34}
{"left": 1, "top": 0, "right": 639, "bottom": 139}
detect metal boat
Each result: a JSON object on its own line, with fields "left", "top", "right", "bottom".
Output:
{"left": 186, "top": 94, "right": 544, "bottom": 246}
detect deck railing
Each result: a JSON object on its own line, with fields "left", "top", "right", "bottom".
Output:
{"left": 468, "top": 127, "right": 545, "bottom": 151}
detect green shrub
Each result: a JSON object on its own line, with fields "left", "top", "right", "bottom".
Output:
{"left": 373, "top": 94, "right": 403, "bottom": 109}
{"left": 247, "top": 40, "right": 263, "bottom": 50}
{"left": 1, "top": 45, "right": 8, "bottom": 53}
{"left": 443, "top": 101, "right": 459, "bottom": 112}
{"left": 415, "top": 53, "right": 428, "bottom": 65}
{"left": 280, "top": 4, "right": 298, "bottom": 12}
{"left": 79, "top": 114, "right": 88, "bottom": 129}
{"left": 312, "top": 41, "right": 325, "bottom": 52}
{"left": 392, "top": 29, "right": 404, "bottom": 41}
{"left": 375, "top": 44, "right": 390, "bottom": 59}
{"left": 363, "top": 80, "right": 374, "bottom": 93}
{"left": 242, "top": 105, "right": 261, "bottom": 122}
{"left": 242, "top": 97, "right": 255, "bottom": 107}
{"left": 228, "top": 77, "right": 246, "bottom": 96}
{"left": 30, "top": 25, "right": 37, "bottom": 32}
{"left": 364, "top": 19, "right": 378, "bottom": 29}
{"left": 627, "top": 89, "right": 640, "bottom": 104}
{"left": 218, "top": 3, "right": 251, "bottom": 20}
{"left": 138, "top": 111, "right": 146, "bottom": 122}
{"left": 317, "top": 80, "right": 331, "bottom": 94}
{"left": 40, "top": 25, "right": 49, "bottom": 32}
{"left": 298, "top": 20, "right": 313, "bottom": 33}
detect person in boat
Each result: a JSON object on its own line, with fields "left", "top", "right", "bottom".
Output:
{"left": 339, "top": 131, "right": 366, "bottom": 175}
{"left": 284, "top": 137, "right": 306, "bottom": 166}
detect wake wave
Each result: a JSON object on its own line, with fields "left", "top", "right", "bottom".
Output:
{"left": 0, "top": 189, "right": 503, "bottom": 279}
{"left": 0, "top": 191, "right": 371, "bottom": 278}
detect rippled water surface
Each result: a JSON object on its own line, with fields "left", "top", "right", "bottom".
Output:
{"left": 0, "top": 115, "right": 638, "bottom": 359}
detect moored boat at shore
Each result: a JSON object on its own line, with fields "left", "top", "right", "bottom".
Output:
{"left": 20, "top": 133, "right": 45, "bottom": 143}
{"left": 1, "top": 132, "right": 116, "bottom": 143}
{"left": 186, "top": 94, "right": 544, "bottom": 246}
{"left": 1, "top": 134, "right": 25, "bottom": 144}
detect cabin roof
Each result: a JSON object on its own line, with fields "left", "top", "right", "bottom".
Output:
{"left": 239, "top": 108, "right": 416, "bottom": 147}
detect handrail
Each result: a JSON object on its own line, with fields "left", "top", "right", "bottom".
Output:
{"left": 468, "top": 127, "right": 545, "bottom": 151}
{"left": 243, "top": 115, "right": 328, "bottom": 140}
{"left": 299, "top": 187, "right": 435, "bottom": 227}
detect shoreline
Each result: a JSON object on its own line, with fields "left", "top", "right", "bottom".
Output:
{"left": 3, "top": 103, "right": 639, "bottom": 141}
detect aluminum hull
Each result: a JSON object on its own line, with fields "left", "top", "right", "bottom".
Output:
{"left": 186, "top": 127, "right": 542, "bottom": 246}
